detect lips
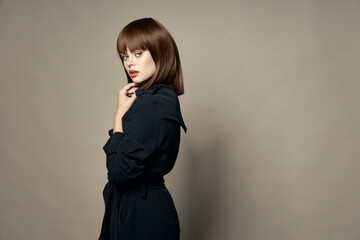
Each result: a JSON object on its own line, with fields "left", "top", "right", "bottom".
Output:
{"left": 129, "top": 70, "right": 139, "bottom": 78}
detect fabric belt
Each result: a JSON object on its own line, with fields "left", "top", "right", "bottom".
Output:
{"left": 99, "top": 175, "right": 165, "bottom": 239}
{"left": 112, "top": 174, "right": 166, "bottom": 198}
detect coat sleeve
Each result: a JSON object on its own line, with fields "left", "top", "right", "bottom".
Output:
{"left": 102, "top": 95, "right": 159, "bottom": 186}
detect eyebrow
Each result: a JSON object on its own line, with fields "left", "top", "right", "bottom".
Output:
{"left": 122, "top": 49, "right": 144, "bottom": 54}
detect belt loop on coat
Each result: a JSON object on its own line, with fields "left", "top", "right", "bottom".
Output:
{"left": 141, "top": 184, "right": 147, "bottom": 199}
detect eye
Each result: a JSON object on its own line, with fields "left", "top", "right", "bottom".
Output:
{"left": 121, "top": 55, "right": 128, "bottom": 61}
{"left": 135, "top": 51, "right": 143, "bottom": 57}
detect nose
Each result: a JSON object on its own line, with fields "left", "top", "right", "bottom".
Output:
{"left": 126, "top": 56, "right": 135, "bottom": 68}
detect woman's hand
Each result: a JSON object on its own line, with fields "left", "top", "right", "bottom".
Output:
{"left": 116, "top": 82, "right": 139, "bottom": 116}
{"left": 113, "top": 82, "right": 139, "bottom": 133}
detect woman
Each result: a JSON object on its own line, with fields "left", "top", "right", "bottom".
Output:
{"left": 99, "top": 18, "right": 187, "bottom": 240}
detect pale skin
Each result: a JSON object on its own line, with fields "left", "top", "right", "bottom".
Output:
{"left": 113, "top": 48, "right": 156, "bottom": 134}
{"left": 113, "top": 82, "right": 139, "bottom": 133}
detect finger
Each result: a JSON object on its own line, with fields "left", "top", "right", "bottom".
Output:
{"left": 122, "top": 82, "right": 139, "bottom": 91}
{"left": 127, "top": 87, "right": 139, "bottom": 94}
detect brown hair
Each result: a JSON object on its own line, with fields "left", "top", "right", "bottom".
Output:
{"left": 117, "top": 18, "right": 184, "bottom": 95}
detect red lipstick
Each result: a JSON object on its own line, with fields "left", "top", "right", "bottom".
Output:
{"left": 129, "top": 70, "right": 139, "bottom": 78}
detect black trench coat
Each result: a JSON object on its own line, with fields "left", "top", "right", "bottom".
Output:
{"left": 99, "top": 83, "right": 187, "bottom": 240}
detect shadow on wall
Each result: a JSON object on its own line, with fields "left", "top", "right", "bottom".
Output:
{"left": 181, "top": 119, "right": 227, "bottom": 240}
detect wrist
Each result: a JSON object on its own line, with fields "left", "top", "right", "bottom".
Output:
{"left": 115, "top": 111, "right": 125, "bottom": 119}
{"left": 113, "top": 120, "right": 123, "bottom": 133}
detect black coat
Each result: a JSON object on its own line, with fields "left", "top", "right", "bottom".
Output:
{"left": 99, "top": 83, "right": 187, "bottom": 240}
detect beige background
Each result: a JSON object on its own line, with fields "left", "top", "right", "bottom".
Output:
{"left": 1, "top": 0, "right": 360, "bottom": 239}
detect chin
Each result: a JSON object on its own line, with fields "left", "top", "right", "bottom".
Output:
{"left": 135, "top": 79, "right": 148, "bottom": 84}
{"left": 132, "top": 79, "right": 142, "bottom": 84}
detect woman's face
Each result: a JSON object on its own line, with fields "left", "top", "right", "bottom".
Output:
{"left": 121, "top": 47, "right": 156, "bottom": 84}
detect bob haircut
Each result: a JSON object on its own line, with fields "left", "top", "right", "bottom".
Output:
{"left": 117, "top": 18, "right": 184, "bottom": 95}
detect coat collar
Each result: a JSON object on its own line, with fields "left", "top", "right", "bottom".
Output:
{"left": 135, "top": 83, "right": 175, "bottom": 96}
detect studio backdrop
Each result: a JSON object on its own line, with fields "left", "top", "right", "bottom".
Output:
{"left": 1, "top": 0, "right": 360, "bottom": 239}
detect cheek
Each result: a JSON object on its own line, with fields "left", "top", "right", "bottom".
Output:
{"left": 143, "top": 60, "right": 155, "bottom": 73}
{"left": 148, "top": 60, "right": 156, "bottom": 74}
{"left": 149, "top": 62, "right": 155, "bottom": 73}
